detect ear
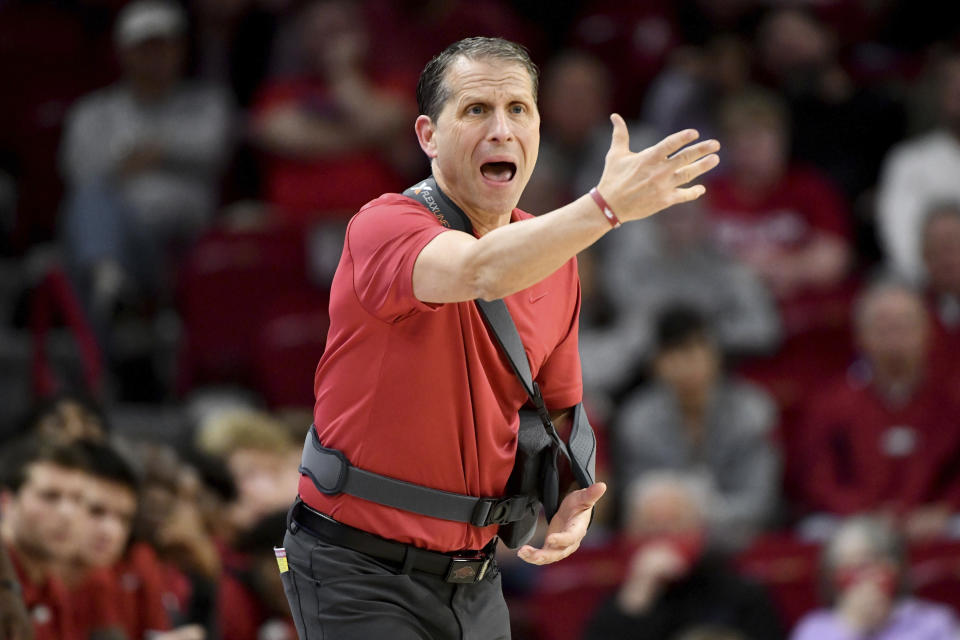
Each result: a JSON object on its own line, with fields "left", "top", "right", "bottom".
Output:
{"left": 415, "top": 115, "right": 438, "bottom": 159}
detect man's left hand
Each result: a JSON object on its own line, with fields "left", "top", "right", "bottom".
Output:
{"left": 517, "top": 482, "right": 606, "bottom": 565}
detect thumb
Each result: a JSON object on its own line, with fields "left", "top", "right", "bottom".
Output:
{"left": 609, "top": 114, "right": 630, "bottom": 153}
{"left": 570, "top": 481, "right": 607, "bottom": 513}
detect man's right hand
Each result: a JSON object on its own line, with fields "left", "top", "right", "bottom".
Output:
{"left": 0, "top": 586, "right": 34, "bottom": 640}
{"left": 596, "top": 114, "right": 720, "bottom": 223}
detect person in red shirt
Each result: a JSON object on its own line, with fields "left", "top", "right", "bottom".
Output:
{"left": 796, "top": 280, "right": 960, "bottom": 539}
{"left": 250, "top": 0, "right": 417, "bottom": 224}
{"left": 705, "top": 88, "right": 853, "bottom": 337}
{"left": 282, "top": 36, "right": 720, "bottom": 639}
{"left": 0, "top": 438, "right": 89, "bottom": 640}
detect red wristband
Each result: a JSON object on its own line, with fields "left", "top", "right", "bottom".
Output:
{"left": 589, "top": 187, "right": 621, "bottom": 228}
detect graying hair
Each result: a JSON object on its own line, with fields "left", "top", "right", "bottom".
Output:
{"left": 416, "top": 37, "right": 539, "bottom": 121}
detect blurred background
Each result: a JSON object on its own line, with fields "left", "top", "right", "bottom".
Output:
{"left": 2, "top": 0, "right": 960, "bottom": 638}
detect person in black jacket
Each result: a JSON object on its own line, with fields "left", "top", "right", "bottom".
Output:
{"left": 584, "top": 472, "right": 784, "bottom": 640}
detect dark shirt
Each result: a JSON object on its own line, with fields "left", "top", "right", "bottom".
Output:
{"left": 582, "top": 553, "right": 785, "bottom": 640}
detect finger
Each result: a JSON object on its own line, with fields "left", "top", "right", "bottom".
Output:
{"left": 671, "top": 184, "right": 707, "bottom": 205}
{"left": 565, "top": 481, "right": 607, "bottom": 513}
{"left": 609, "top": 114, "right": 630, "bottom": 153}
{"left": 652, "top": 129, "right": 700, "bottom": 159}
{"left": 674, "top": 153, "right": 720, "bottom": 185}
{"left": 517, "top": 544, "right": 573, "bottom": 566}
{"left": 668, "top": 139, "right": 720, "bottom": 166}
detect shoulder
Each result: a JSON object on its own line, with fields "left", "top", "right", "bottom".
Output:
{"left": 68, "top": 84, "right": 124, "bottom": 118}
{"left": 352, "top": 193, "right": 439, "bottom": 226}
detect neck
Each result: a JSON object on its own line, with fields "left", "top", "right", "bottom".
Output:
{"left": 128, "top": 78, "right": 175, "bottom": 104}
{"left": 432, "top": 170, "right": 513, "bottom": 237}
{"left": 872, "top": 365, "right": 922, "bottom": 403}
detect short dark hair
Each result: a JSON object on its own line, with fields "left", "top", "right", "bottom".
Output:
{"left": 655, "top": 305, "right": 711, "bottom": 353}
{"left": 0, "top": 437, "right": 90, "bottom": 492}
{"left": 417, "top": 37, "right": 539, "bottom": 121}
{"left": 76, "top": 439, "right": 140, "bottom": 495}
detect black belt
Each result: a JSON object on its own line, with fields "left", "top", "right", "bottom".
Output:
{"left": 289, "top": 500, "right": 497, "bottom": 584}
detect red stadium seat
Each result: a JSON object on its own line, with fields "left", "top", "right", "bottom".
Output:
{"left": 176, "top": 224, "right": 323, "bottom": 392}
{"left": 527, "top": 540, "right": 635, "bottom": 640}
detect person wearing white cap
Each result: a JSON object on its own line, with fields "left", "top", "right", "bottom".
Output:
{"left": 59, "top": 0, "right": 232, "bottom": 329}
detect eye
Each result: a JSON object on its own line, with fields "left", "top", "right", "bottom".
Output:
{"left": 466, "top": 104, "right": 484, "bottom": 115}
{"left": 511, "top": 103, "right": 526, "bottom": 114}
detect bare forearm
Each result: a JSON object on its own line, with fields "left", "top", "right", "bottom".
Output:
{"left": 464, "top": 195, "right": 611, "bottom": 301}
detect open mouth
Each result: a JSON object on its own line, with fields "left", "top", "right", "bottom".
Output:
{"left": 480, "top": 161, "right": 517, "bottom": 183}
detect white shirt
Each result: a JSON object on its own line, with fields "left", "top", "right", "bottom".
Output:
{"left": 877, "top": 129, "right": 960, "bottom": 282}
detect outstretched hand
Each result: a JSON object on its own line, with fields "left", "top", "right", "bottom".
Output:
{"left": 596, "top": 114, "right": 720, "bottom": 223}
{"left": 517, "top": 482, "right": 606, "bottom": 565}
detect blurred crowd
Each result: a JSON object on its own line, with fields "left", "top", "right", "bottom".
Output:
{"left": 2, "top": 0, "right": 960, "bottom": 639}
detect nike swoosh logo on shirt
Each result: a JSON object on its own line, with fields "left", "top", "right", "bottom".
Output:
{"left": 529, "top": 291, "right": 549, "bottom": 304}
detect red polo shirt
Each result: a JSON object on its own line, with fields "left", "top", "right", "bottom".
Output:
{"left": 301, "top": 194, "right": 583, "bottom": 552}
{"left": 7, "top": 545, "right": 78, "bottom": 640}
{"left": 797, "top": 367, "right": 960, "bottom": 515}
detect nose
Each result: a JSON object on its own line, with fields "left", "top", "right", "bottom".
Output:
{"left": 487, "top": 108, "right": 514, "bottom": 143}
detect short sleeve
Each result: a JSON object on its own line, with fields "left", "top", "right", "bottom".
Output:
{"left": 346, "top": 199, "right": 449, "bottom": 323}
{"left": 535, "top": 273, "right": 583, "bottom": 410}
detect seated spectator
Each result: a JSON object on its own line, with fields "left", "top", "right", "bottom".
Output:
{"left": 132, "top": 443, "right": 221, "bottom": 636}
{"left": 614, "top": 307, "right": 781, "bottom": 548}
{"left": 195, "top": 408, "right": 301, "bottom": 533}
{"left": 59, "top": 0, "right": 232, "bottom": 317}
{"left": 68, "top": 440, "right": 198, "bottom": 640}
{"left": 920, "top": 202, "right": 960, "bottom": 361}
{"left": 583, "top": 472, "right": 784, "bottom": 640}
{"left": 878, "top": 52, "right": 960, "bottom": 283}
{"left": 791, "top": 517, "right": 960, "bottom": 640}
{"left": 22, "top": 392, "right": 108, "bottom": 444}
{"left": 0, "top": 543, "right": 32, "bottom": 640}
{"left": 705, "top": 88, "right": 852, "bottom": 336}
{"left": 796, "top": 280, "right": 960, "bottom": 539}
{"left": 0, "top": 438, "right": 89, "bottom": 640}
{"left": 250, "top": 0, "right": 416, "bottom": 223}
{"left": 584, "top": 201, "right": 781, "bottom": 401}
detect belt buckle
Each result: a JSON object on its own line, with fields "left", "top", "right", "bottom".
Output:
{"left": 445, "top": 556, "right": 490, "bottom": 584}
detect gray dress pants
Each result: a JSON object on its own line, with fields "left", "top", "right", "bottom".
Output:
{"left": 280, "top": 523, "right": 512, "bottom": 640}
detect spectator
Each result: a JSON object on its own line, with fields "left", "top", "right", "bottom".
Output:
{"left": 132, "top": 443, "right": 220, "bottom": 636}
{"left": 22, "top": 392, "right": 108, "bottom": 444}
{"left": 614, "top": 307, "right": 781, "bottom": 548}
{"left": 791, "top": 516, "right": 960, "bottom": 640}
{"left": 0, "top": 438, "right": 89, "bottom": 640}
{"left": 920, "top": 202, "right": 960, "bottom": 360}
{"left": 796, "top": 280, "right": 960, "bottom": 539}
{"left": 59, "top": 0, "right": 232, "bottom": 318}
{"left": 705, "top": 88, "right": 852, "bottom": 326}
{"left": 195, "top": 408, "right": 300, "bottom": 533}
{"left": 69, "top": 439, "right": 199, "bottom": 640}
{"left": 877, "top": 52, "right": 960, "bottom": 283}
{"left": 584, "top": 200, "right": 781, "bottom": 400}
{"left": 250, "top": 0, "right": 416, "bottom": 224}
{"left": 583, "top": 472, "right": 784, "bottom": 640}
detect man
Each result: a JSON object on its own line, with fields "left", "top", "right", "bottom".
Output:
{"left": 0, "top": 438, "right": 89, "bottom": 640}
{"left": 583, "top": 473, "right": 784, "bottom": 640}
{"left": 0, "top": 545, "right": 33, "bottom": 640}
{"left": 615, "top": 306, "right": 781, "bottom": 549}
{"left": 791, "top": 517, "right": 959, "bottom": 640}
{"left": 59, "top": 0, "right": 231, "bottom": 318}
{"left": 878, "top": 52, "right": 960, "bottom": 283}
{"left": 920, "top": 202, "right": 960, "bottom": 364}
{"left": 281, "top": 37, "right": 719, "bottom": 639}
{"left": 796, "top": 280, "right": 960, "bottom": 537}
